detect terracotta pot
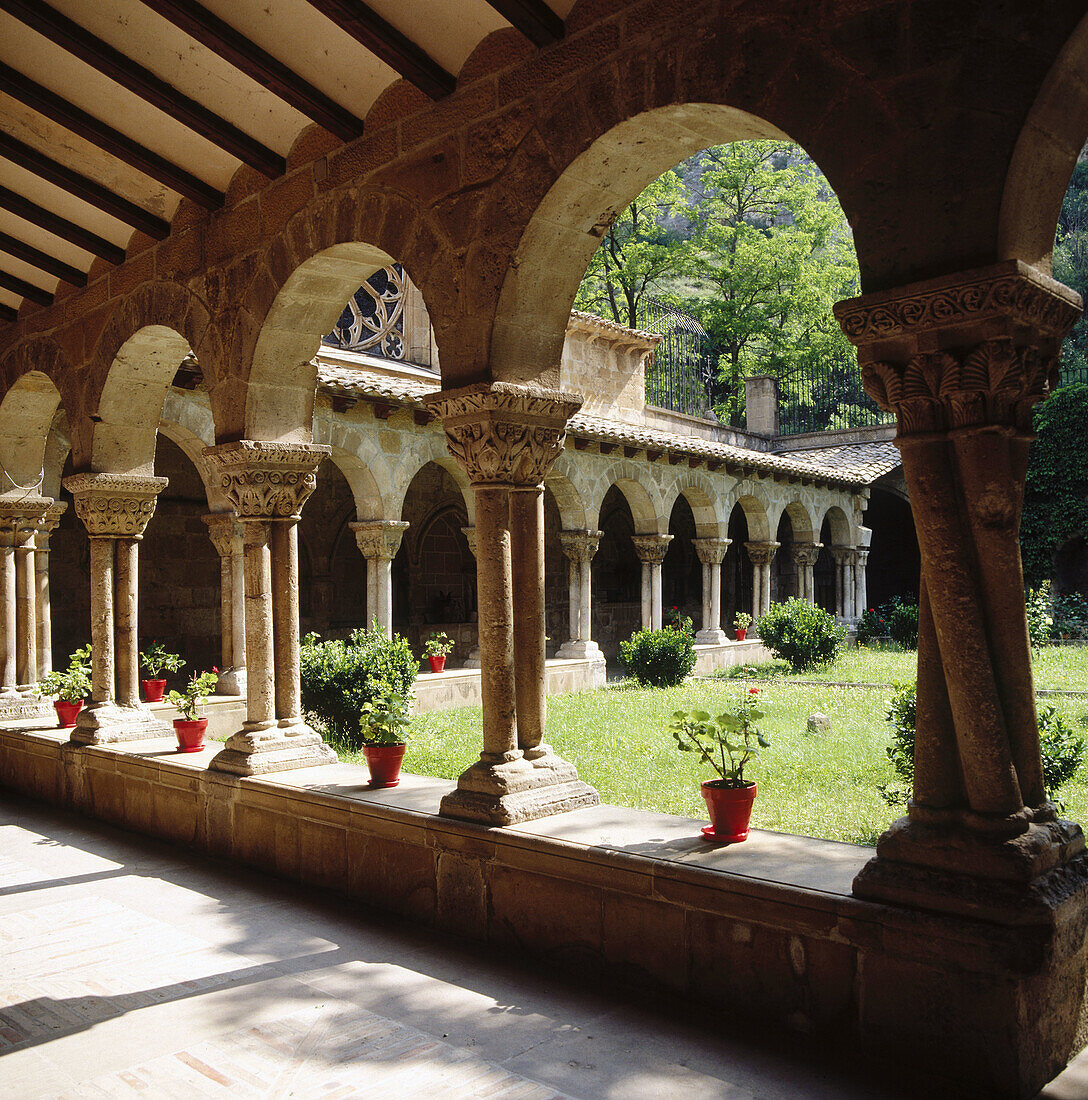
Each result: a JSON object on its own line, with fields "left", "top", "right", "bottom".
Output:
{"left": 142, "top": 678, "right": 167, "bottom": 702}
{"left": 363, "top": 742, "right": 406, "bottom": 787}
{"left": 735, "top": 628, "right": 747, "bottom": 641}
{"left": 700, "top": 780, "right": 757, "bottom": 843}
{"left": 173, "top": 717, "right": 208, "bottom": 753}
{"left": 54, "top": 699, "right": 83, "bottom": 728}
{"left": 427, "top": 654, "right": 447, "bottom": 673}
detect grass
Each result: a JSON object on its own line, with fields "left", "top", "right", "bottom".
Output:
{"left": 327, "top": 644, "right": 1088, "bottom": 847}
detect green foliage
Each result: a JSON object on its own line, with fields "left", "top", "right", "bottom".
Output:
{"left": 422, "top": 631, "right": 454, "bottom": 658}
{"left": 1038, "top": 706, "right": 1087, "bottom": 801}
{"left": 619, "top": 624, "right": 696, "bottom": 688}
{"left": 1054, "top": 152, "right": 1088, "bottom": 385}
{"left": 300, "top": 627, "right": 417, "bottom": 749}
{"left": 359, "top": 688, "right": 412, "bottom": 746}
{"left": 167, "top": 669, "right": 218, "bottom": 721}
{"left": 733, "top": 611, "right": 753, "bottom": 631}
{"left": 139, "top": 641, "right": 185, "bottom": 677}
{"left": 668, "top": 687, "right": 770, "bottom": 787}
{"left": 756, "top": 598, "right": 846, "bottom": 671}
{"left": 1026, "top": 582, "right": 1055, "bottom": 648}
{"left": 879, "top": 682, "right": 917, "bottom": 805}
{"left": 1053, "top": 591, "right": 1088, "bottom": 640}
{"left": 37, "top": 645, "right": 92, "bottom": 702}
{"left": 856, "top": 599, "right": 918, "bottom": 649}
{"left": 1021, "top": 384, "right": 1088, "bottom": 587}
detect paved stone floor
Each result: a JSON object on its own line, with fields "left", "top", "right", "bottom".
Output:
{"left": 1, "top": 792, "right": 1086, "bottom": 1100}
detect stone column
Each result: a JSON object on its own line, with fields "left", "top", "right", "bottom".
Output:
{"left": 630, "top": 534, "right": 672, "bottom": 630}
{"left": 853, "top": 549, "right": 869, "bottom": 621}
{"left": 424, "top": 382, "right": 599, "bottom": 825}
{"left": 790, "top": 543, "right": 821, "bottom": 604}
{"left": 460, "top": 526, "right": 481, "bottom": 667}
{"left": 835, "top": 260, "right": 1088, "bottom": 920}
{"left": 63, "top": 473, "right": 169, "bottom": 743}
{"left": 34, "top": 503, "right": 66, "bottom": 682}
{"left": 830, "top": 548, "right": 856, "bottom": 620}
{"left": 692, "top": 537, "right": 730, "bottom": 644}
{"left": 350, "top": 519, "right": 408, "bottom": 634}
{"left": 557, "top": 530, "right": 604, "bottom": 660}
{"left": 745, "top": 541, "right": 779, "bottom": 618}
{"left": 203, "top": 513, "right": 246, "bottom": 696}
{"left": 202, "top": 441, "right": 336, "bottom": 775}
{"left": 0, "top": 497, "right": 50, "bottom": 716}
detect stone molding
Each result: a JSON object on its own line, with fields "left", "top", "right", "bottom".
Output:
{"left": 62, "top": 475, "right": 167, "bottom": 538}
{"left": 558, "top": 529, "right": 603, "bottom": 563}
{"left": 789, "top": 542, "right": 822, "bottom": 567}
{"left": 37, "top": 501, "right": 67, "bottom": 539}
{"left": 745, "top": 540, "right": 779, "bottom": 565}
{"left": 630, "top": 533, "right": 673, "bottom": 564}
{"left": 350, "top": 519, "right": 409, "bottom": 561}
{"left": 202, "top": 441, "right": 331, "bottom": 519}
{"left": 424, "top": 382, "right": 583, "bottom": 487}
{"left": 692, "top": 537, "right": 731, "bottom": 566}
{"left": 202, "top": 512, "right": 243, "bottom": 558}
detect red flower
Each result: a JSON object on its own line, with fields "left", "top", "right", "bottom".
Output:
{"left": 748, "top": 687, "right": 760, "bottom": 694}
{"left": 212, "top": 666, "right": 219, "bottom": 674}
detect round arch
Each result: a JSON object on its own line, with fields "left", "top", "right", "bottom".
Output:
{"left": 156, "top": 419, "right": 224, "bottom": 510}
{"left": 821, "top": 504, "right": 854, "bottom": 547}
{"left": 661, "top": 476, "right": 726, "bottom": 539}
{"left": 0, "top": 370, "right": 63, "bottom": 492}
{"left": 392, "top": 442, "right": 475, "bottom": 526}
{"left": 729, "top": 488, "right": 772, "bottom": 543}
{"left": 543, "top": 467, "right": 587, "bottom": 532}
{"left": 773, "top": 500, "right": 818, "bottom": 545}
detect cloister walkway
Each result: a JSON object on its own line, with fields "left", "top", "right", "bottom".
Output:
{"left": 0, "top": 792, "right": 974, "bottom": 1099}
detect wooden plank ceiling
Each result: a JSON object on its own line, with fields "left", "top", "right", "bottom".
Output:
{"left": 0, "top": 0, "right": 570, "bottom": 323}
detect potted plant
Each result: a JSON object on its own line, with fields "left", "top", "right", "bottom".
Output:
{"left": 359, "top": 688, "right": 411, "bottom": 787}
{"left": 733, "top": 611, "right": 753, "bottom": 641}
{"left": 37, "top": 644, "right": 92, "bottom": 728}
{"left": 166, "top": 668, "right": 218, "bottom": 752}
{"left": 668, "top": 686, "right": 770, "bottom": 842}
{"left": 422, "top": 631, "right": 453, "bottom": 673}
{"left": 139, "top": 641, "right": 185, "bottom": 702}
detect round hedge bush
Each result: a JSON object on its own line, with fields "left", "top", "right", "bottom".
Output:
{"left": 756, "top": 598, "right": 846, "bottom": 671}
{"left": 619, "top": 623, "right": 696, "bottom": 688}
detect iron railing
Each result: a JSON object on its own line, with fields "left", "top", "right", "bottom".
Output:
{"left": 776, "top": 355, "right": 894, "bottom": 436}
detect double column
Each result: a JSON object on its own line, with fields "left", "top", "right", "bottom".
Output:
{"left": 557, "top": 529, "right": 603, "bottom": 660}
{"left": 63, "top": 474, "right": 169, "bottom": 743}
{"left": 692, "top": 537, "right": 730, "bottom": 644}
{"left": 424, "top": 382, "right": 599, "bottom": 825}
{"left": 34, "top": 503, "right": 66, "bottom": 683}
{"left": 830, "top": 547, "right": 857, "bottom": 620}
{"left": 203, "top": 514, "right": 247, "bottom": 696}
{"left": 350, "top": 519, "right": 409, "bottom": 634}
{"left": 790, "top": 542, "right": 821, "bottom": 604}
{"left": 745, "top": 541, "right": 779, "bottom": 619}
{"left": 835, "top": 260, "right": 1087, "bottom": 919}
{"left": 201, "top": 441, "right": 336, "bottom": 776}
{"left": 631, "top": 534, "right": 672, "bottom": 630}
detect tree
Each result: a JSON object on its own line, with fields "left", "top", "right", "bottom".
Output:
{"left": 1053, "top": 147, "right": 1088, "bottom": 384}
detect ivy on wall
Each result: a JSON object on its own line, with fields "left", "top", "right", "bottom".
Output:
{"left": 1021, "top": 384, "right": 1088, "bottom": 587}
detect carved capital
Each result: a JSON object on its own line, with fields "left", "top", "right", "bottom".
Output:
{"left": 63, "top": 474, "right": 167, "bottom": 538}
{"left": 203, "top": 512, "right": 243, "bottom": 559}
{"left": 692, "top": 537, "right": 731, "bottom": 566}
{"left": 854, "top": 549, "right": 870, "bottom": 567}
{"left": 790, "top": 542, "right": 822, "bottom": 567}
{"left": 745, "top": 540, "right": 779, "bottom": 566}
{"left": 0, "top": 496, "right": 52, "bottom": 546}
{"left": 350, "top": 519, "right": 408, "bottom": 562}
{"left": 34, "top": 501, "right": 67, "bottom": 551}
{"left": 424, "top": 382, "right": 582, "bottom": 487}
{"left": 559, "top": 529, "right": 603, "bottom": 564}
{"left": 630, "top": 533, "right": 673, "bottom": 564}
{"left": 829, "top": 547, "right": 856, "bottom": 566}
{"left": 202, "top": 441, "right": 330, "bottom": 519}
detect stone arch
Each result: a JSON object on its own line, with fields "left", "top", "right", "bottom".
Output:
{"left": 773, "top": 500, "right": 818, "bottom": 545}
{"left": 589, "top": 461, "right": 663, "bottom": 534}
{"left": 312, "top": 414, "right": 398, "bottom": 519}
{"left": 325, "top": 447, "right": 386, "bottom": 522}
{"left": 0, "top": 370, "right": 64, "bottom": 493}
{"left": 729, "top": 488, "right": 772, "bottom": 543}
{"left": 821, "top": 504, "right": 854, "bottom": 547}
{"left": 543, "top": 467, "right": 587, "bottom": 532}
{"left": 156, "top": 418, "right": 224, "bottom": 510}
{"left": 391, "top": 440, "right": 475, "bottom": 526}
{"left": 43, "top": 411, "right": 71, "bottom": 500}
{"left": 663, "top": 476, "right": 725, "bottom": 539}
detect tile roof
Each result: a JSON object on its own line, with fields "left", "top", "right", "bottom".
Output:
{"left": 774, "top": 441, "right": 902, "bottom": 484}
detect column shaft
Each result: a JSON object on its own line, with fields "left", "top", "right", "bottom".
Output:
{"left": 567, "top": 559, "right": 580, "bottom": 644}
{"left": 230, "top": 540, "right": 246, "bottom": 669}
{"left": 14, "top": 539, "right": 35, "bottom": 688}
{"left": 270, "top": 519, "right": 302, "bottom": 724}
{"left": 218, "top": 551, "right": 233, "bottom": 670}
{"left": 243, "top": 521, "right": 275, "bottom": 729}
{"left": 579, "top": 558, "right": 592, "bottom": 642}
{"left": 88, "top": 538, "right": 115, "bottom": 703}
{"left": 651, "top": 562, "right": 663, "bottom": 629}
{"left": 510, "top": 487, "right": 546, "bottom": 757}
{"left": 114, "top": 538, "right": 139, "bottom": 706}
{"left": 640, "top": 563, "right": 652, "bottom": 630}
{"left": 0, "top": 539, "right": 15, "bottom": 690}
{"left": 35, "top": 540, "right": 50, "bottom": 680}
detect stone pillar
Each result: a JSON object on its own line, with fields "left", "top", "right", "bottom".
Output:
{"left": 63, "top": 473, "right": 169, "bottom": 743}
{"left": 557, "top": 530, "right": 604, "bottom": 660}
{"left": 460, "top": 526, "right": 481, "bottom": 667}
{"left": 202, "top": 441, "right": 336, "bottom": 775}
{"left": 853, "top": 549, "right": 869, "bottom": 621}
{"left": 203, "top": 513, "right": 246, "bottom": 696}
{"left": 745, "top": 541, "right": 779, "bottom": 619}
{"left": 350, "top": 519, "right": 408, "bottom": 634}
{"left": 424, "top": 382, "right": 599, "bottom": 824}
{"left": 34, "top": 503, "right": 66, "bottom": 681}
{"left": 692, "top": 537, "right": 730, "bottom": 644}
{"left": 830, "top": 548, "right": 856, "bottom": 620}
{"left": 790, "top": 543, "right": 821, "bottom": 604}
{"left": 835, "top": 260, "right": 1088, "bottom": 922}
{"left": 631, "top": 534, "right": 672, "bottom": 630}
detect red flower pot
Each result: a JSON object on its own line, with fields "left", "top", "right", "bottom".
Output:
{"left": 142, "top": 678, "right": 167, "bottom": 702}
{"left": 427, "top": 654, "right": 447, "bottom": 673}
{"left": 54, "top": 699, "right": 83, "bottom": 728}
{"left": 735, "top": 628, "right": 747, "bottom": 641}
{"left": 173, "top": 717, "right": 208, "bottom": 753}
{"left": 363, "top": 743, "right": 406, "bottom": 787}
{"left": 700, "top": 780, "right": 757, "bottom": 843}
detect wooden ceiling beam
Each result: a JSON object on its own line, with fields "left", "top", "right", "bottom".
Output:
{"left": 0, "top": 62, "right": 222, "bottom": 208}
{"left": 138, "top": 0, "right": 365, "bottom": 142}
{"left": 0, "top": 184, "right": 125, "bottom": 264}
{"left": 485, "top": 0, "right": 563, "bottom": 47}
{"left": 305, "top": 0, "right": 455, "bottom": 100}
{"left": 0, "top": 267, "right": 51, "bottom": 307}
{"left": 0, "top": 0, "right": 285, "bottom": 179}
{"left": 0, "top": 132, "right": 170, "bottom": 240}
{"left": 0, "top": 230, "right": 86, "bottom": 286}
{"left": 0, "top": 303, "right": 18, "bottom": 323}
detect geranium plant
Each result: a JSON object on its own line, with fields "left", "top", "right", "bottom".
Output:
{"left": 37, "top": 644, "right": 92, "bottom": 702}
{"left": 167, "top": 669, "right": 218, "bottom": 721}
{"left": 422, "top": 631, "right": 454, "bottom": 658}
{"left": 359, "top": 688, "right": 411, "bottom": 746}
{"left": 139, "top": 641, "right": 185, "bottom": 678}
{"left": 668, "top": 687, "right": 770, "bottom": 788}
{"left": 733, "top": 611, "right": 753, "bottom": 631}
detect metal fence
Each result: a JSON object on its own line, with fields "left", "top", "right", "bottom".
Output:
{"left": 1060, "top": 358, "right": 1088, "bottom": 388}
{"left": 776, "top": 356, "right": 894, "bottom": 436}
{"left": 637, "top": 299, "right": 725, "bottom": 419}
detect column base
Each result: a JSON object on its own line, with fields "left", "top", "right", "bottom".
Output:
{"left": 555, "top": 639, "right": 604, "bottom": 660}
{"left": 462, "top": 648, "right": 481, "bottom": 669}
{"left": 214, "top": 667, "right": 246, "bottom": 697}
{"left": 440, "top": 753, "right": 600, "bottom": 826}
{"left": 694, "top": 629, "right": 728, "bottom": 645}
{"left": 853, "top": 813, "right": 1088, "bottom": 924}
{"left": 209, "top": 718, "right": 336, "bottom": 776}
{"left": 69, "top": 701, "right": 171, "bottom": 744}
{"left": 0, "top": 692, "right": 53, "bottom": 720}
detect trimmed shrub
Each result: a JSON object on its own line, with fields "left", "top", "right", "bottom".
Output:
{"left": 756, "top": 598, "right": 846, "bottom": 671}
{"left": 1038, "top": 706, "right": 1087, "bottom": 798}
{"left": 856, "top": 598, "right": 919, "bottom": 649}
{"left": 620, "top": 622, "right": 696, "bottom": 688}
{"left": 300, "top": 626, "right": 417, "bottom": 750}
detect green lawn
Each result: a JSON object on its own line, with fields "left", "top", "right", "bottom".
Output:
{"left": 329, "top": 645, "right": 1088, "bottom": 846}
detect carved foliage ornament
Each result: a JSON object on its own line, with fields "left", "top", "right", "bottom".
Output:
{"left": 202, "top": 513, "right": 243, "bottom": 559}
{"left": 350, "top": 520, "right": 408, "bottom": 562}
{"left": 202, "top": 442, "right": 331, "bottom": 519}
{"left": 692, "top": 537, "right": 731, "bottom": 566}
{"left": 630, "top": 533, "right": 673, "bottom": 564}
{"left": 63, "top": 475, "right": 167, "bottom": 538}
{"left": 559, "top": 529, "right": 603, "bottom": 564}
{"left": 745, "top": 541, "right": 779, "bottom": 565}
{"left": 0, "top": 496, "right": 53, "bottom": 545}
{"left": 789, "top": 543, "right": 821, "bottom": 567}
